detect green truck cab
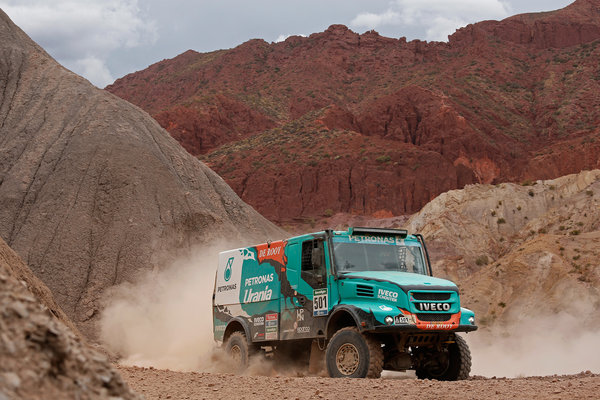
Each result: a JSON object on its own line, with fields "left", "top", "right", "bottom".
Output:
{"left": 213, "top": 227, "right": 477, "bottom": 379}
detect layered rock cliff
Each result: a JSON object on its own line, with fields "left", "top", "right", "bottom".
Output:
{"left": 107, "top": 0, "right": 600, "bottom": 223}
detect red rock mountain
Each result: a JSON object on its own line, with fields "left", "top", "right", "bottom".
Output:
{"left": 107, "top": 0, "right": 600, "bottom": 223}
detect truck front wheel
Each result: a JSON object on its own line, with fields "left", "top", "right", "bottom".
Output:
{"left": 225, "top": 331, "right": 251, "bottom": 372}
{"left": 325, "top": 327, "right": 383, "bottom": 378}
{"left": 415, "top": 334, "right": 471, "bottom": 381}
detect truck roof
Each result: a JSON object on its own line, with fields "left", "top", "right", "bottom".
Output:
{"left": 219, "top": 227, "right": 420, "bottom": 255}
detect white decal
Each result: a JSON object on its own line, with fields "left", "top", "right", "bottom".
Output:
{"left": 417, "top": 302, "right": 451, "bottom": 311}
{"left": 313, "top": 288, "right": 328, "bottom": 316}
{"left": 243, "top": 285, "right": 273, "bottom": 303}
{"left": 394, "top": 315, "right": 409, "bottom": 324}
{"left": 258, "top": 246, "right": 282, "bottom": 258}
{"left": 424, "top": 323, "right": 453, "bottom": 330}
{"left": 378, "top": 289, "right": 399, "bottom": 302}
{"left": 297, "top": 308, "right": 305, "bottom": 322}
{"left": 240, "top": 248, "right": 256, "bottom": 261}
{"left": 244, "top": 273, "right": 274, "bottom": 287}
{"left": 378, "top": 305, "right": 393, "bottom": 311}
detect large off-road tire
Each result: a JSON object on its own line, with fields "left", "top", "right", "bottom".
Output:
{"left": 415, "top": 334, "right": 471, "bottom": 381}
{"left": 325, "top": 327, "right": 383, "bottom": 378}
{"left": 225, "top": 331, "right": 251, "bottom": 373}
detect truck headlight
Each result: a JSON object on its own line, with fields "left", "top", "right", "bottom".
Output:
{"left": 468, "top": 316, "right": 475, "bottom": 325}
{"left": 384, "top": 316, "right": 394, "bottom": 326}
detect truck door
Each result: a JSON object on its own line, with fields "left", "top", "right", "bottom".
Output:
{"left": 280, "top": 238, "right": 330, "bottom": 340}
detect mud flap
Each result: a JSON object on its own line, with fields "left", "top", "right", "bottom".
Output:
{"left": 308, "top": 339, "right": 325, "bottom": 375}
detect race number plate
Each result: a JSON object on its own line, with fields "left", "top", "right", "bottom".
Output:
{"left": 313, "top": 288, "right": 328, "bottom": 316}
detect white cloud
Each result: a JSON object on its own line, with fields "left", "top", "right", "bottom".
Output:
{"left": 0, "top": 0, "right": 157, "bottom": 87}
{"left": 274, "top": 33, "right": 307, "bottom": 43}
{"left": 351, "top": 9, "right": 400, "bottom": 29}
{"left": 350, "top": 0, "right": 511, "bottom": 41}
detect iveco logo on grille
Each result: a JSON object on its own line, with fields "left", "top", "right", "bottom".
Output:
{"left": 416, "top": 302, "right": 451, "bottom": 311}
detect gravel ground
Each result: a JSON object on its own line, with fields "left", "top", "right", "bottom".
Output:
{"left": 117, "top": 366, "right": 599, "bottom": 400}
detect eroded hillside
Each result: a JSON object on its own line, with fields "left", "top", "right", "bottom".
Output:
{"left": 0, "top": 9, "right": 284, "bottom": 339}
{"left": 406, "top": 169, "right": 600, "bottom": 327}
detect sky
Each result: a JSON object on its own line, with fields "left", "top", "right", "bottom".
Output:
{"left": 0, "top": 0, "right": 573, "bottom": 88}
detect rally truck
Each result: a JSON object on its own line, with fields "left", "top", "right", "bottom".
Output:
{"left": 212, "top": 227, "right": 477, "bottom": 379}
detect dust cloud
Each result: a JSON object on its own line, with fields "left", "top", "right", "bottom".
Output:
{"left": 100, "top": 243, "right": 600, "bottom": 377}
{"left": 99, "top": 242, "right": 235, "bottom": 372}
{"left": 468, "top": 310, "right": 600, "bottom": 377}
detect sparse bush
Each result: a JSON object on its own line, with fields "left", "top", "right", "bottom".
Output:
{"left": 475, "top": 255, "right": 489, "bottom": 266}
{"left": 586, "top": 190, "right": 593, "bottom": 196}
{"left": 323, "top": 208, "right": 333, "bottom": 217}
{"left": 376, "top": 155, "right": 391, "bottom": 163}
{"left": 498, "top": 302, "right": 506, "bottom": 308}
{"left": 573, "top": 255, "right": 581, "bottom": 260}
{"left": 497, "top": 218, "right": 506, "bottom": 224}
{"left": 491, "top": 210, "right": 496, "bottom": 217}
{"left": 570, "top": 230, "right": 580, "bottom": 236}
{"left": 517, "top": 206, "right": 522, "bottom": 211}
{"left": 528, "top": 190, "right": 535, "bottom": 197}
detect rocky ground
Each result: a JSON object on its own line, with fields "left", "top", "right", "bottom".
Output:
{"left": 117, "top": 366, "right": 600, "bottom": 400}
{"left": 0, "top": 237, "right": 139, "bottom": 399}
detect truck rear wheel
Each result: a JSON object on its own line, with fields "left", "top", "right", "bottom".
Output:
{"left": 325, "top": 327, "right": 383, "bottom": 378}
{"left": 415, "top": 334, "right": 471, "bottom": 381}
{"left": 225, "top": 331, "right": 251, "bottom": 372}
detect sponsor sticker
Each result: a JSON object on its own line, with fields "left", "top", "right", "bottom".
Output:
{"left": 217, "top": 283, "right": 237, "bottom": 292}
{"left": 265, "top": 313, "right": 278, "bottom": 340}
{"left": 416, "top": 302, "right": 451, "bottom": 311}
{"left": 224, "top": 257, "right": 234, "bottom": 281}
{"left": 244, "top": 274, "right": 274, "bottom": 287}
{"left": 378, "top": 289, "right": 398, "bottom": 303}
{"left": 253, "top": 316, "right": 264, "bottom": 326}
{"left": 296, "top": 308, "right": 305, "bottom": 322}
{"left": 243, "top": 286, "right": 273, "bottom": 303}
{"left": 424, "top": 323, "right": 453, "bottom": 330}
{"left": 379, "top": 305, "right": 393, "bottom": 311}
{"left": 313, "top": 288, "right": 328, "bottom": 316}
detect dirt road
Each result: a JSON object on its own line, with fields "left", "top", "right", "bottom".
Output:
{"left": 117, "top": 366, "right": 599, "bottom": 400}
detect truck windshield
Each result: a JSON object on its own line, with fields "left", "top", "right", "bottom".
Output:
{"left": 333, "top": 241, "right": 427, "bottom": 275}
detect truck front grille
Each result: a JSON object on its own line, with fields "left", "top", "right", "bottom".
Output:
{"left": 356, "top": 285, "right": 374, "bottom": 297}
{"left": 416, "top": 313, "right": 451, "bottom": 322}
{"left": 411, "top": 292, "right": 451, "bottom": 301}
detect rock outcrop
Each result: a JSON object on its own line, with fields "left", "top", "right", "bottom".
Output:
{"left": 405, "top": 169, "right": 600, "bottom": 327}
{"left": 0, "top": 9, "right": 284, "bottom": 339}
{"left": 107, "top": 0, "right": 600, "bottom": 223}
{"left": 0, "top": 237, "right": 140, "bottom": 399}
